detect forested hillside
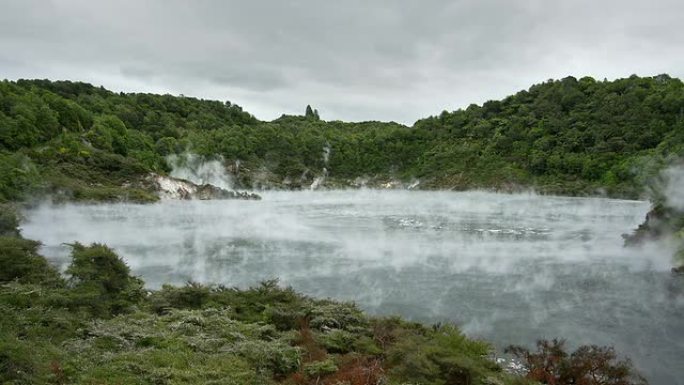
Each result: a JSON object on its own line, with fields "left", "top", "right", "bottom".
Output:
{"left": 1, "top": 75, "right": 683, "bottom": 202}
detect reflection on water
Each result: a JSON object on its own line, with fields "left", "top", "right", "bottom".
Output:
{"left": 22, "top": 190, "right": 684, "bottom": 385}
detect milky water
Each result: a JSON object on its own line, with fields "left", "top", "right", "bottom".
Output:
{"left": 21, "top": 190, "right": 684, "bottom": 384}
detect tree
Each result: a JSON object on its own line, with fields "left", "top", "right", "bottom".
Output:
{"left": 305, "top": 104, "right": 315, "bottom": 119}
{"left": 305, "top": 105, "right": 320, "bottom": 120}
{"left": 85, "top": 115, "right": 129, "bottom": 155}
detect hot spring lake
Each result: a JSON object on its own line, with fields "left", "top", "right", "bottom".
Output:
{"left": 21, "top": 190, "right": 684, "bottom": 385}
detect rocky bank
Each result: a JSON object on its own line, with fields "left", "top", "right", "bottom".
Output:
{"left": 145, "top": 174, "right": 261, "bottom": 201}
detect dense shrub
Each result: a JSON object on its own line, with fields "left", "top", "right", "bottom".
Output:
{"left": 0, "top": 204, "right": 20, "bottom": 236}
{"left": 0, "top": 335, "right": 41, "bottom": 384}
{"left": 148, "top": 282, "right": 212, "bottom": 313}
{"left": 66, "top": 243, "right": 145, "bottom": 316}
{"left": 0, "top": 152, "right": 39, "bottom": 202}
{"left": 386, "top": 324, "right": 496, "bottom": 385}
{"left": 506, "top": 339, "right": 647, "bottom": 385}
{"left": 0, "top": 236, "right": 62, "bottom": 285}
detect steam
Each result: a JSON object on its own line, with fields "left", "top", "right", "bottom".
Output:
{"left": 311, "top": 144, "right": 331, "bottom": 190}
{"left": 662, "top": 164, "right": 684, "bottom": 211}
{"left": 660, "top": 164, "right": 684, "bottom": 268}
{"left": 166, "top": 153, "right": 234, "bottom": 190}
{"left": 322, "top": 143, "right": 331, "bottom": 165}
{"left": 19, "top": 191, "right": 683, "bottom": 384}
{"left": 310, "top": 171, "right": 327, "bottom": 190}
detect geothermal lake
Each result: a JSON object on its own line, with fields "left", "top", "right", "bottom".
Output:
{"left": 22, "top": 190, "right": 684, "bottom": 385}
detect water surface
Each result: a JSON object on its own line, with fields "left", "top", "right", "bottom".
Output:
{"left": 22, "top": 190, "right": 684, "bottom": 384}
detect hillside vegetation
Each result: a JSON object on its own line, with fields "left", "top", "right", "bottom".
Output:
{"left": 1, "top": 75, "right": 684, "bottom": 202}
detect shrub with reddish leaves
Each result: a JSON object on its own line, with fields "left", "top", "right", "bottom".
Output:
{"left": 506, "top": 339, "right": 647, "bottom": 385}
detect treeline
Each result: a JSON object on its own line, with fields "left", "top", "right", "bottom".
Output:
{"left": 415, "top": 75, "right": 684, "bottom": 194}
{"left": 1, "top": 75, "right": 683, "bottom": 202}
{"left": 0, "top": 207, "right": 646, "bottom": 384}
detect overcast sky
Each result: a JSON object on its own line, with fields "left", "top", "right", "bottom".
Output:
{"left": 1, "top": 0, "right": 683, "bottom": 124}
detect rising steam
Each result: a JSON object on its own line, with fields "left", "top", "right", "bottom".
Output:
{"left": 166, "top": 153, "right": 234, "bottom": 190}
{"left": 662, "top": 164, "right": 684, "bottom": 211}
{"left": 19, "top": 190, "right": 683, "bottom": 384}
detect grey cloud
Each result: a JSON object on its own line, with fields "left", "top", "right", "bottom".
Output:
{"left": 1, "top": 0, "right": 683, "bottom": 123}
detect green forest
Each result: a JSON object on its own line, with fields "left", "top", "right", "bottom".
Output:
{"left": 1, "top": 74, "right": 684, "bottom": 203}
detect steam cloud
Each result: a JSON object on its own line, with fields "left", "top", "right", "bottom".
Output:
{"left": 19, "top": 191, "right": 684, "bottom": 384}
{"left": 662, "top": 164, "right": 684, "bottom": 212}
{"left": 166, "top": 153, "right": 234, "bottom": 190}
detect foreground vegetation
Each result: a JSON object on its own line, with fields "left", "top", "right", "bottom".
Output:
{"left": 0, "top": 207, "right": 648, "bottom": 385}
{"left": 1, "top": 75, "right": 684, "bottom": 202}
